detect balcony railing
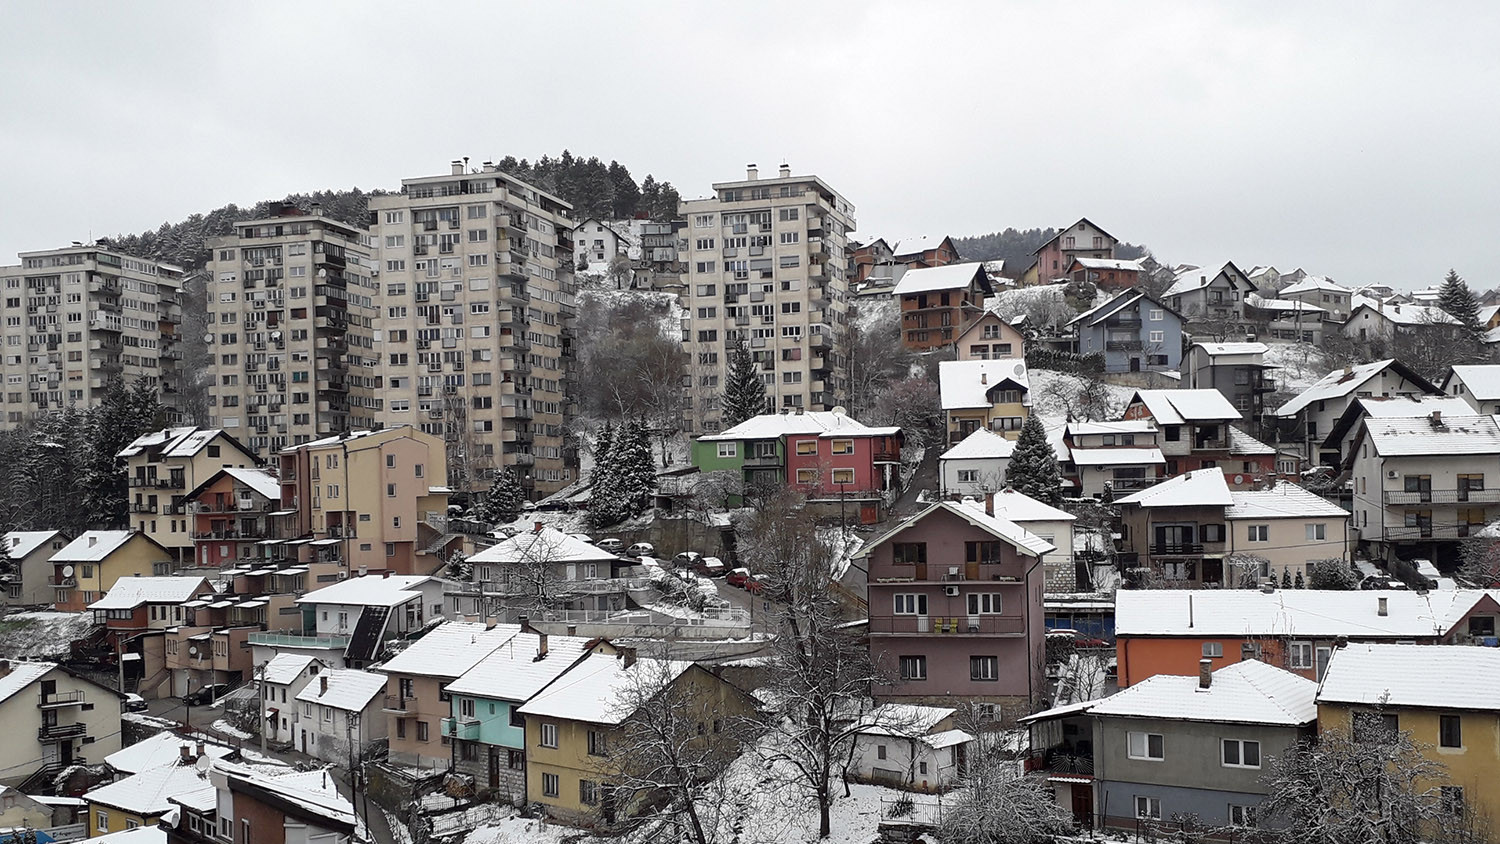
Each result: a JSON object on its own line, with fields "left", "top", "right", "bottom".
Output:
{"left": 1382, "top": 525, "right": 1483, "bottom": 541}
{"left": 1105, "top": 340, "right": 1143, "bottom": 351}
{"left": 1383, "top": 489, "right": 1500, "bottom": 505}
{"left": 383, "top": 695, "right": 422, "bottom": 714}
{"left": 38, "top": 690, "right": 85, "bottom": 707}
{"left": 246, "top": 630, "right": 350, "bottom": 649}
{"left": 37, "top": 723, "right": 87, "bottom": 742}
{"left": 868, "top": 615, "right": 1027, "bottom": 635}
{"left": 440, "top": 717, "right": 480, "bottom": 741}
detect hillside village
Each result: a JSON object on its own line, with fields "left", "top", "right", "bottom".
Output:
{"left": 2, "top": 163, "right": 1500, "bottom": 844}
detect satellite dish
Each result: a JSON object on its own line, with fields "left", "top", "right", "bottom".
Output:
{"left": 188, "top": 645, "right": 198, "bottom": 658}
{"left": 1234, "top": 474, "right": 1245, "bottom": 485}
{"left": 270, "top": 331, "right": 282, "bottom": 339}
{"left": 1013, "top": 362, "right": 1026, "bottom": 378}
{"left": 195, "top": 755, "right": 212, "bottom": 773}
{"left": 61, "top": 565, "right": 74, "bottom": 578}
{"left": 204, "top": 334, "right": 215, "bottom": 344}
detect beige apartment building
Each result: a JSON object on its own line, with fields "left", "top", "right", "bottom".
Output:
{"left": 369, "top": 161, "right": 578, "bottom": 497}
{"left": 0, "top": 243, "right": 184, "bottom": 427}
{"left": 204, "top": 210, "right": 379, "bottom": 455}
{"left": 678, "top": 164, "right": 856, "bottom": 433}
{"left": 118, "top": 426, "right": 260, "bottom": 564}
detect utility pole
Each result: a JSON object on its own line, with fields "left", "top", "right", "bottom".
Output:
{"left": 257, "top": 660, "right": 267, "bottom": 755}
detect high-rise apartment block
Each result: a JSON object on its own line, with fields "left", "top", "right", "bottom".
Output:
{"left": 0, "top": 244, "right": 184, "bottom": 426}
{"left": 678, "top": 164, "right": 856, "bottom": 433}
{"left": 369, "top": 161, "right": 578, "bottom": 496}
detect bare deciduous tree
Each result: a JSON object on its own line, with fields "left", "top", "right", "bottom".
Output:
{"left": 936, "top": 734, "right": 1070, "bottom": 844}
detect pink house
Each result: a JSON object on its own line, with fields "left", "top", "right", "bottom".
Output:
{"left": 860, "top": 497, "right": 1049, "bottom": 710}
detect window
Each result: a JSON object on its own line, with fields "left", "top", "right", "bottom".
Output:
{"left": 876, "top": 744, "right": 887, "bottom": 760}
{"left": 1353, "top": 710, "right": 1399, "bottom": 742}
{"left": 416, "top": 721, "right": 429, "bottom": 742}
{"left": 893, "top": 594, "right": 928, "bottom": 615}
{"left": 1246, "top": 524, "right": 1268, "bottom": 542}
{"left": 1305, "top": 523, "right": 1327, "bottom": 541}
{"left": 892, "top": 543, "right": 927, "bottom": 564}
{"left": 1441, "top": 714, "right": 1462, "bottom": 748}
{"left": 796, "top": 468, "right": 817, "bottom": 484}
{"left": 1149, "top": 331, "right": 1165, "bottom": 343}
{"left": 1127, "top": 731, "right": 1164, "bottom": 760}
{"left": 965, "top": 541, "right": 1002, "bottom": 563}
{"left": 716, "top": 442, "right": 737, "bottom": 459}
{"left": 1134, "top": 796, "right": 1161, "bottom": 819}
{"left": 831, "top": 468, "right": 855, "bottom": 485}
{"left": 587, "top": 730, "right": 607, "bottom": 756}
{"left": 1228, "top": 804, "right": 1257, "bottom": 827}
{"left": 396, "top": 719, "right": 406, "bottom": 739}
{"left": 1202, "top": 642, "right": 1223, "bottom": 658}
{"left": 966, "top": 593, "right": 1002, "bottom": 614}
{"left": 970, "top": 656, "right": 998, "bottom": 681}
{"left": 831, "top": 438, "right": 854, "bottom": 455}
{"left": 95, "top": 811, "right": 108, "bottom": 832}
{"left": 540, "top": 722, "right": 558, "bottom": 748}
{"left": 1288, "top": 641, "right": 1313, "bottom": 669}
{"left": 899, "top": 655, "right": 927, "bottom": 680}
{"left": 579, "top": 780, "right": 599, "bottom": 806}
{"left": 793, "top": 439, "right": 817, "bottom": 455}
{"left": 542, "top": 772, "right": 560, "bottom": 798}
{"left": 957, "top": 469, "right": 978, "bottom": 483}
{"left": 1222, "top": 739, "right": 1260, "bottom": 768}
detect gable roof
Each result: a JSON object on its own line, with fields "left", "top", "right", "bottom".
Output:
{"left": 1128, "top": 389, "right": 1241, "bottom": 425}
{"left": 1, "top": 530, "right": 64, "bottom": 560}
{"left": 85, "top": 761, "right": 211, "bottom": 815}
{"left": 52, "top": 530, "right": 164, "bottom": 563}
{"left": 1068, "top": 257, "right": 1142, "bottom": 272}
{"left": 890, "top": 235, "right": 956, "bottom": 259}
{"left": 939, "top": 428, "right": 1016, "bottom": 461}
{"left": 296, "top": 573, "right": 432, "bottom": 608}
{"left": 262, "top": 653, "right": 320, "bottom": 685}
{"left": 1278, "top": 277, "right": 1351, "bottom": 296}
{"left": 376, "top": 621, "right": 521, "bottom": 679}
{"left": 1190, "top": 342, "right": 1269, "bottom": 357}
{"left": 1225, "top": 483, "right": 1349, "bottom": 519}
{"left": 1114, "top": 588, "right": 1492, "bottom": 638}
{"left": 0, "top": 662, "right": 59, "bottom": 705}
{"left": 1317, "top": 642, "right": 1500, "bottom": 712}
{"left": 1068, "top": 447, "right": 1167, "bottom": 467}
{"left": 891, "top": 262, "right": 992, "bottom": 297}
{"left": 1032, "top": 217, "right": 1117, "bottom": 254}
{"left": 1444, "top": 365, "right": 1500, "bottom": 401}
{"left": 105, "top": 731, "right": 236, "bottom": 776}
{"left": 1067, "top": 290, "right": 1180, "bottom": 329}
{"left": 952, "top": 309, "right": 1026, "bottom": 347}
{"left": 1162, "top": 261, "right": 1257, "bottom": 299}
{"left": 184, "top": 467, "right": 281, "bottom": 503}
{"left": 1066, "top": 420, "right": 1157, "bottom": 437}
{"left": 1353, "top": 413, "right": 1500, "bottom": 458}
{"left": 698, "top": 410, "right": 897, "bottom": 442}
{"left": 1088, "top": 660, "right": 1317, "bottom": 726}
{"left": 469, "top": 526, "right": 620, "bottom": 566}
{"left": 294, "top": 668, "right": 386, "bottom": 712}
{"left": 117, "top": 426, "right": 252, "bottom": 461}
{"left": 959, "top": 490, "right": 1075, "bottom": 524}
{"left": 1348, "top": 302, "right": 1460, "bottom": 327}
{"left": 88, "top": 576, "right": 209, "bottom": 610}
{"left": 858, "top": 500, "right": 1054, "bottom": 559}
{"left": 1226, "top": 427, "right": 1277, "bottom": 456}
{"left": 516, "top": 653, "right": 696, "bottom": 724}
{"left": 1322, "top": 394, "right": 1478, "bottom": 450}
{"left": 1274, "top": 359, "right": 1439, "bottom": 418}
{"left": 938, "top": 359, "right": 1030, "bottom": 411}
{"left": 1116, "top": 467, "right": 1232, "bottom": 507}
{"left": 218, "top": 762, "right": 356, "bottom": 831}
{"left": 445, "top": 631, "right": 596, "bottom": 701}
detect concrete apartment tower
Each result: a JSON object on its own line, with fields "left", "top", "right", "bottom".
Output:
{"left": 0, "top": 243, "right": 184, "bottom": 427}
{"left": 678, "top": 164, "right": 856, "bottom": 433}
{"left": 205, "top": 209, "right": 379, "bottom": 454}
{"left": 369, "top": 160, "right": 578, "bottom": 497}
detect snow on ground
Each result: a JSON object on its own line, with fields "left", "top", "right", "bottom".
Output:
{"left": 852, "top": 295, "right": 898, "bottom": 332}
{"left": 211, "top": 719, "right": 253, "bottom": 740}
{"left": 123, "top": 712, "right": 180, "bottom": 730}
{"left": 577, "top": 287, "right": 684, "bottom": 341}
{"left": 1026, "top": 369, "right": 1137, "bottom": 427}
{"left": 0, "top": 611, "right": 96, "bottom": 659}
{"left": 1262, "top": 341, "right": 1329, "bottom": 397}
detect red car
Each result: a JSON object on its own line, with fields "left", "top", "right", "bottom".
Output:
{"left": 744, "top": 574, "right": 770, "bottom": 595}
{"left": 727, "top": 567, "right": 751, "bottom": 588}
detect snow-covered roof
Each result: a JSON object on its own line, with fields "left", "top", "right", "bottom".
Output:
{"left": 860, "top": 500, "right": 1054, "bottom": 560}
{"left": 0, "top": 662, "right": 58, "bottom": 705}
{"left": 959, "top": 490, "right": 1076, "bottom": 524}
{"left": 52, "top": 530, "right": 138, "bottom": 563}
{"left": 105, "top": 732, "right": 235, "bottom": 776}
{"left": 1278, "top": 277, "right": 1350, "bottom": 296}
{"left": 84, "top": 827, "right": 167, "bottom": 844}
{"left": 1317, "top": 642, "right": 1500, "bottom": 712}
{"left": 1352, "top": 302, "right": 1460, "bottom": 326}
{"left": 1, "top": 531, "right": 62, "bottom": 560}
{"left": 1070, "top": 257, "right": 1142, "bottom": 271}
{"left": 1068, "top": 447, "right": 1166, "bottom": 467}
{"left": 88, "top": 577, "right": 207, "bottom": 610}
{"left": 295, "top": 669, "right": 386, "bottom": 712}
{"left": 1114, "top": 589, "right": 1489, "bottom": 638}
{"left": 262, "top": 653, "right": 319, "bottom": 685}
{"left": 939, "top": 428, "right": 1016, "bottom": 461}
{"left": 85, "top": 761, "right": 211, "bottom": 815}
{"left": 1065, "top": 420, "right": 1156, "bottom": 437}
{"left": 1089, "top": 660, "right": 1317, "bottom": 726}
{"left": 698, "top": 410, "right": 894, "bottom": 442}
{"left": 854, "top": 703, "right": 955, "bottom": 737}
{"left": 1276, "top": 360, "right": 1402, "bottom": 417}
{"left": 1162, "top": 262, "right": 1251, "bottom": 298}
{"left": 889, "top": 235, "right": 952, "bottom": 258}
{"left": 284, "top": 429, "right": 384, "bottom": 451}
{"left": 1226, "top": 427, "right": 1276, "bottom": 456}
{"left": 117, "top": 427, "right": 204, "bottom": 459}
{"left": 1191, "top": 342, "right": 1269, "bottom": 357}
{"left": 295, "top": 574, "right": 432, "bottom": 608}
{"left": 1129, "top": 389, "right": 1240, "bottom": 424}
{"left": 219, "top": 763, "right": 356, "bottom": 829}
{"left": 1359, "top": 414, "right": 1500, "bottom": 457}
{"left": 1116, "top": 467, "right": 1231, "bottom": 507}
{"left": 1225, "top": 484, "right": 1349, "bottom": 519}
{"left": 1246, "top": 294, "right": 1326, "bottom": 315}
{"left": 938, "top": 359, "right": 1030, "bottom": 411}
{"left": 1446, "top": 365, "right": 1500, "bottom": 401}
{"left": 376, "top": 622, "right": 521, "bottom": 679}
{"left": 892, "top": 262, "right": 987, "bottom": 296}
{"left": 446, "top": 632, "right": 597, "bottom": 701}
{"left": 1068, "top": 291, "right": 1159, "bottom": 328}
{"left": 220, "top": 468, "right": 280, "bottom": 501}
{"left": 921, "top": 728, "right": 975, "bottom": 749}
{"left": 469, "top": 526, "right": 619, "bottom": 566}
{"left": 516, "top": 653, "right": 693, "bottom": 725}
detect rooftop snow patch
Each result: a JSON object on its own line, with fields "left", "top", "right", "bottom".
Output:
{"left": 939, "top": 428, "right": 1016, "bottom": 461}
{"left": 891, "top": 262, "right": 987, "bottom": 296}
{"left": 1317, "top": 642, "right": 1500, "bottom": 711}
{"left": 1225, "top": 483, "right": 1349, "bottom": 519}
{"left": 938, "top": 359, "right": 1030, "bottom": 411}
{"left": 1089, "top": 660, "right": 1317, "bottom": 726}
{"left": 1115, "top": 467, "right": 1232, "bottom": 507}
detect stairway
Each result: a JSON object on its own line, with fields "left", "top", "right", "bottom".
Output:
{"left": 344, "top": 606, "right": 391, "bottom": 663}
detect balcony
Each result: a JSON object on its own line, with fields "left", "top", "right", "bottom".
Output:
{"left": 1383, "top": 488, "right": 1500, "bottom": 505}
{"left": 868, "top": 615, "right": 1027, "bottom": 636}
{"left": 38, "top": 690, "right": 85, "bottom": 708}
{"left": 1105, "top": 340, "right": 1143, "bottom": 351}
{"left": 440, "top": 717, "right": 480, "bottom": 741}
{"left": 383, "top": 694, "right": 422, "bottom": 714}
{"left": 1383, "top": 525, "right": 1481, "bottom": 541}
{"left": 246, "top": 631, "right": 350, "bottom": 650}
{"left": 49, "top": 577, "right": 76, "bottom": 589}
{"left": 1252, "top": 378, "right": 1277, "bottom": 393}
{"left": 38, "top": 723, "right": 87, "bottom": 742}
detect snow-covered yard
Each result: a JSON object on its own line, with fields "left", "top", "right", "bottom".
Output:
{"left": 1027, "top": 369, "right": 1137, "bottom": 427}
{"left": 1261, "top": 341, "right": 1329, "bottom": 396}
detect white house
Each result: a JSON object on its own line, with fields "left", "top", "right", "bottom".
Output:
{"left": 848, "top": 704, "right": 972, "bottom": 793}
{"left": 959, "top": 492, "right": 1077, "bottom": 593}
{"left": 1061, "top": 421, "right": 1165, "bottom": 498}
{"left": 1161, "top": 261, "right": 1258, "bottom": 324}
{"left": 1274, "top": 359, "right": 1440, "bottom": 464}
{"left": 939, "top": 429, "right": 1016, "bottom": 497}
{"left": 260, "top": 653, "right": 326, "bottom": 747}
{"left": 291, "top": 669, "right": 388, "bottom": 763}
{"left": 0, "top": 530, "right": 70, "bottom": 607}
{"left": 1442, "top": 365, "right": 1500, "bottom": 415}
{"left": 1342, "top": 301, "right": 1461, "bottom": 344}
{"left": 292, "top": 573, "right": 447, "bottom": 666}
{"left": 572, "top": 218, "right": 629, "bottom": 272}
{"left": 1277, "top": 276, "right": 1353, "bottom": 321}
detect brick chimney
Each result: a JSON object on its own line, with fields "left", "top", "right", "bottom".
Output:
{"left": 320, "top": 675, "right": 329, "bottom": 695}
{"left": 534, "top": 631, "right": 549, "bottom": 662}
{"left": 1198, "top": 658, "right": 1213, "bottom": 689}
{"left": 383, "top": 569, "right": 392, "bottom": 578}
{"left": 534, "top": 521, "right": 544, "bottom": 534}
{"left": 984, "top": 492, "right": 995, "bottom": 517}
{"left": 619, "top": 646, "right": 636, "bottom": 668}
{"left": 746, "top": 163, "right": 758, "bottom": 181}
{"left": 1378, "top": 596, "right": 1388, "bottom": 617}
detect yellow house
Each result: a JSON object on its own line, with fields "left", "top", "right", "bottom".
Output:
{"left": 84, "top": 758, "right": 210, "bottom": 836}
{"left": 117, "top": 427, "right": 260, "bottom": 565}
{"left": 516, "top": 652, "right": 758, "bottom": 828}
{"left": 50, "top": 531, "right": 173, "bottom": 613}
{"left": 938, "top": 358, "right": 1031, "bottom": 445}
{"left": 1317, "top": 643, "right": 1500, "bottom": 835}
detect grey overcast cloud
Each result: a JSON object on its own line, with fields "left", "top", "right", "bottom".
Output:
{"left": 3, "top": 0, "right": 1498, "bottom": 289}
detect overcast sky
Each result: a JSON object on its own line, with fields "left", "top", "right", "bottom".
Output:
{"left": 3, "top": 1, "right": 1498, "bottom": 289}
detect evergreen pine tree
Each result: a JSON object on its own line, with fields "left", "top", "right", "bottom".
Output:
{"left": 1438, "top": 268, "right": 1484, "bottom": 336}
{"left": 617, "top": 418, "right": 658, "bottom": 515}
{"left": 1004, "top": 414, "right": 1062, "bottom": 505}
{"left": 446, "top": 551, "right": 472, "bottom": 582}
{"left": 587, "top": 422, "right": 628, "bottom": 530}
{"left": 482, "top": 467, "right": 526, "bottom": 526}
{"left": 1281, "top": 568, "right": 1293, "bottom": 589}
{"left": 721, "top": 338, "right": 766, "bottom": 428}
{"left": 1294, "top": 570, "right": 1306, "bottom": 589}
{"left": 589, "top": 422, "right": 615, "bottom": 488}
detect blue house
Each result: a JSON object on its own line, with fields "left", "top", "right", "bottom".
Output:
{"left": 1070, "top": 290, "right": 1184, "bottom": 374}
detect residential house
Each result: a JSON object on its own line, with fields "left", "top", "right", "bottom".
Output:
{"left": 104, "top": 733, "right": 236, "bottom": 779}
{"left": 1320, "top": 394, "right": 1476, "bottom": 469}
{"left": 890, "top": 235, "right": 961, "bottom": 270}
{"left": 443, "top": 629, "right": 598, "bottom": 804}
{"left": 517, "top": 651, "right": 757, "bottom": 828}
{"left": 276, "top": 426, "right": 452, "bottom": 577}
{"left": 1060, "top": 421, "right": 1165, "bottom": 498}
{"left": 1342, "top": 301, "right": 1462, "bottom": 344}
{"left": 288, "top": 573, "right": 447, "bottom": 667}
{"left": 1123, "top": 389, "right": 1274, "bottom": 483}
{"left": 85, "top": 757, "right": 213, "bottom": 837}
{"left": 0, "top": 783, "right": 75, "bottom": 835}
{"left": 1064, "top": 257, "right": 1143, "bottom": 292}
{"left": 1345, "top": 412, "right": 1500, "bottom": 566}
{"left": 88, "top": 576, "right": 213, "bottom": 698}
{"left": 1277, "top": 276, "right": 1353, "bottom": 321}
{"left": 892, "top": 263, "right": 993, "bottom": 351}
{"left": 973, "top": 492, "right": 1077, "bottom": 593}
{"left": 572, "top": 219, "right": 628, "bottom": 272}
{"left": 1316, "top": 643, "right": 1500, "bottom": 834}
{"left": 182, "top": 469, "right": 291, "bottom": 570}
{"left": 1025, "top": 660, "right": 1316, "bottom": 832}
{"left": 938, "top": 358, "right": 1031, "bottom": 444}
{"left": 118, "top": 428, "right": 259, "bottom": 565}
{"left": 0, "top": 660, "right": 123, "bottom": 789}
{"left": 1111, "top": 588, "right": 1500, "bottom": 687}
{"left": 1223, "top": 483, "right": 1351, "bottom": 582}
{"left": 1068, "top": 291, "right": 1183, "bottom": 374}
{"left": 1115, "top": 469, "right": 1235, "bottom": 588}
{"left": 380, "top": 621, "right": 521, "bottom": 769}
{"left": 50, "top": 531, "right": 174, "bottom": 613}
{"left": 1243, "top": 293, "right": 1329, "bottom": 344}
{"left": 859, "top": 500, "right": 1049, "bottom": 708}
{"left": 1161, "top": 262, "right": 1258, "bottom": 326}
{"left": 1027, "top": 218, "right": 1119, "bottom": 285}
{"left": 849, "top": 237, "right": 893, "bottom": 285}
{"left": 1182, "top": 343, "right": 1275, "bottom": 421}
{"left": 938, "top": 429, "right": 1015, "bottom": 498}
{"left": 291, "top": 669, "right": 387, "bottom": 763}
{"left": 1274, "top": 359, "right": 1440, "bottom": 464}
{"left": 165, "top": 760, "right": 358, "bottom": 844}
{"left": 454, "top": 527, "right": 631, "bottom": 620}
{"left": 848, "top": 704, "right": 972, "bottom": 793}
{"left": 259, "top": 654, "right": 324, "bottom": 749}
{"left": 953, "top": 310, "right": 1027, "bottom": 361}
{"left": 1442, "top": 365, "right": 1500, "bottom": 415}
{"left": 0, "top": 531, "right": 70, "bottom": 607}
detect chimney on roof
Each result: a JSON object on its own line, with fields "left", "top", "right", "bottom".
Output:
{"left": 984, "top": 492, "right": 995, "bottom": 517}
{"left": 0, "top": 659, "right": 11, "bottom": 677}
{"left": 196, "top": 740, "right": 205, "bottom": 759}
{"left": 534, "top": 521, "right": 544, "bottom": 534}
{"left": 619, "top": 646, "right": 637, "bottom": 668}
{"left": 88, "top": 536, "right": 97, "bottom": 548}
{"left": 746, "top": 163, "right": 758, "bottom": 181}
{"left": 980, "top": 372, "right": 988, "bottom": 385}
{"left": 534, "top": 631, "right": 549, "bottom": 662}
{"left": 1198, "top": 658, "right": 1213, "bottom": 690}
{"left": 180, "top": 744, "right": 193, "bottom": 763}
{"left": 451, "top": 160, "right": 464, "bottom": 176}
{"left": 779, "top": 163, "right": 791, "bottom": 178}
{"left": 1260, "top": 580, "right": 1275, "bottom": 594}
{"left": 381, "top": 568, "right": 391, "bottom": 578}
{"left": 309, "top": 202, "right": 321, "bottom": 217}
{"left": 482, "top": 160, "right": 495, "bottom": 173}
{"left": 1430, "top": 410, "right": 1443, "bottom": 427}
{"left": 320, "top": 675, "right": 328, "bottom": 695}
{"left": 1378, "top": 596, "right": 1388, "bottom": 617}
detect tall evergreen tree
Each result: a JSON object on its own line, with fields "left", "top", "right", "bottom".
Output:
{"left": 617, "top": 418, "right": 658, "bottom": 514}
{"left": 590, "top": 422, "right": 615, "bottom": 487}
{"left": 1438, "top": 268, "right": 1484, "bottom": 336}
{"left": 1004, "top": 414, "right": 1062, "bottom": 505}
{"left": 721, "top": 338, "right": 766, "bottom": 428}
{"left": 478, "top": 467, "right": 526, "bottom": 527}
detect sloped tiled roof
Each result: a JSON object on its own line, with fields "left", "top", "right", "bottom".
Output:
{"left": 1317, "top": 642, "right": 1500, "bottom": 711}
{"left": 1089, "top": 660, "right": 1316, "bottom": 726}
{"left": 1115, "top": 468, "right": 1232, "bottom": 507}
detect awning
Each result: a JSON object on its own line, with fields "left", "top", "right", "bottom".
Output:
{"left": 237, "top": 600, "right": 268, "bottom": 608}
{"left": 257, "top": 540, "right": 283, "bottom": 546}
{"left": 310, "top": 539, "right": 341, "bottom": 546}
{"left": 270, "top": 510, "right": 297, "bottom": 517}
{"left": 120, "top": 653, "right": 141, "bottom": 662}
{"left": 246, "top": 568, "right": 276, "bottom": 576}
{"left": 278, "top": 566, "right": 309, "bottom": 574}
{"left": 208, "top": 600, "right": 234, "bottom": 609}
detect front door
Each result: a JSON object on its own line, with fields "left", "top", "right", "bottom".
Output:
{"left": 1071, "top": 783, "right": 1093, "bottom": 827}
{"left": 488, "top": 747, "right": 500, "bottom": 789}
{"left": 301, "top": 729, "right": 307, "bottom": 753}
{"left": 1129, "top": 357, "right": 1141, "bottom": 372}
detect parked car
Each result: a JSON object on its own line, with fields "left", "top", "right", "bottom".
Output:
{"left": 597, "top": 538, "right": 624, "bottom": 553}
{"left": 673, "top": 551, "right": 703, "bottom": 568}
{"left": 1046, "top": 628, "right": 1110, "bottom": 648}
{"left": 694, "top": 556, "right": 726, "bottom": 578}
{"left": 182, "top": 684, "right": 231, "bottom": 705}
{"left": 627, "top": 542, "right": 655, "bottom": 558}
{"left": 745, "top": 574, "right": 771, "bottom": 595}
{"left": 123, "top": 693, "right": 148, "bottom": 713}
{"left": 726, "top": 567, "right": 752, "bottom": 588}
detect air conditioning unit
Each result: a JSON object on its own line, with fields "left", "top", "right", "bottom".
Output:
{"left": 337, "top": 571, "right": 348, "bottom": 580}
{"left": 944, "top": 585, "right": 960, "bottom": 597}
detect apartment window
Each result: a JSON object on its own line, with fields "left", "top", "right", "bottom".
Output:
{"left": 1149, "top": 331, "right": 1165, "bottom": 343}
{"left": 795, "top": 439, "right": 817, "bottom": 455}
{"left": 966, "top": 593, "right": 1002, "bottom": 614}
{"left": 579, "top": 779, "right": 599, "bottom": 806}
{"left": 831, "top": 468, "right": 855, "bottom": 485}
{"left": 970, "top": 655, "right": 998, "bottom": 681}
{"left": 387, "top": 483, "right": 397, "bottom": 497}
{"left": 416, "top": 721, "right": 429, "bottom": 742}
{"left": 898, "top": 655, "right": 927, "bottom": 680}
{"left": 385, "top": 543, "right": 396, "bottom": 557}
{"left": 965, "top": 540, "right": 1002, "bottom": 564}
{"left": 1246, "top": 524, "right": 1268, "bottom": 542}
{"left": 892, "top": 542, "right": 927, "bottom": 564}
{"left": 542, "top": 773, "right": 560, "bottom": 798}
{"left": 1305, "top": 523, "right": 1327, "bottom": 541}
{"left": 893, "top": 594, "right": 928, "bottom": 615}
{"left": 831, "top": 438, "right": 854, "bottom": 455}
{"left": 540, "top": 722, "right": 558, "bottom": 748}
{"left": 796, "top": 468, "right": 817, "bottom": 484}
{"left": 716, "top": 442, "right": 737, "bottom": 459}
{"left": 1288, "top": 641, "right": 1313, "bottom": 669}
{"left": 1201, "top": 642, "right": 1224, "bottom": 659}
{"left": 1134, "top": 796, "right": 1161, "bottom": 819}
{"left": 1221, "top": 739, "right": 1260, "bottom": 768}
{"left": 587, "top": 730, "right": 607, "bottom": 756}
{"left": 1440, "top": 714, "right": 1462, "bottom": 748}
{"left": 1128, "top": 731, "right": 1164, "bottom": 760}
{"left": 1228, "top": 804, "right": 1257, "bottom": 827}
